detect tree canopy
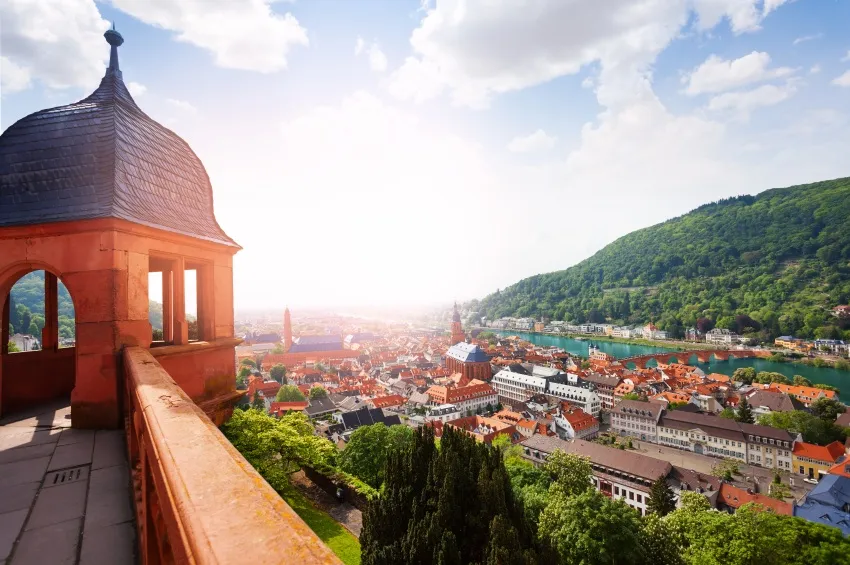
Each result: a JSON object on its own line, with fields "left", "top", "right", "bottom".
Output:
{"left": 359, "top": 425, "right": 549, "bottom": 565}
{"left": 270, "top": 364, "right": 287, "bottom": 384}
{"left": 275, "top": 384, "right": 306, "bottom": 402}
{"left": 337, "top": 423, "right": 413, "bottom": 489}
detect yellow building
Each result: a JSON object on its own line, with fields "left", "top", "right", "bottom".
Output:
{"left": 792, "top": 441, "right": 845, "bottom": 479}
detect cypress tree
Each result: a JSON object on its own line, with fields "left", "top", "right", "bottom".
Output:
{"left": 647, "top": 475, "right": 676, "bottom": 516}
{"left": 736, "top": 396, "right": 755, "bottom": 424}
{"left": 361, "top": 425, "right": 545, "bottom": 565}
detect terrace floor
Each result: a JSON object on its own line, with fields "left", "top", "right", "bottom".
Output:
{"left": 0, "top": 400, "right": 136, "bottom": 565}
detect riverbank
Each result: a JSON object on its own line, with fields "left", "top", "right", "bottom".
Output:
{"left": 478, "top": 328, "right": 717, "bottom": 352}
{"left": 484, "top": 329, "right": 850, "bottom": 388}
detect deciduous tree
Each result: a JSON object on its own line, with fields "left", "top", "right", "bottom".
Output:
{"left": 269, "top": 363, "right": 287, "bottom": 384}
{"left": 275, "top": 384, "right": 306, "bottom": 402}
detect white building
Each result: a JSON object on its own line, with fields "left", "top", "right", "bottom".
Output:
{"left": 9, "top": 334, "right": 39, "bottom": 352}
{"left": 547, "top": 381, "right": 602, "bottom": 417}
{"left": 612, "top": 326, "right": 634, "bottom": 338}
{"left": 424, "top": 404, "right": 462, "bottom": 424}
{"left": 610, "top": 400, "right": 663, "bottom": 442}
{"left": 705, "top": 328, "right": 741, "bottom": 345}
{"left": 492, "top": 369, "right": 548, "bottom": 403}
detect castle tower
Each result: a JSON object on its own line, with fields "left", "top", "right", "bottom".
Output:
{"left": 450, "top": 302, "right": 465, "bottom": 345}
{"left": 283, "top": 307, "right": 292, "bottom": 351}
{"left": 0, "top": 29, "right": 240, "bottom": 427}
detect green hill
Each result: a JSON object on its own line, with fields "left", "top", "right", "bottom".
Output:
{"left": 8, "top": 271, "right": 75, "bottom": 339}
{"left": 476, "top": 177, "right": 850, "bottom": 341}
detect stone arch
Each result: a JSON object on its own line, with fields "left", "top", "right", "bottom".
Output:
{"left": 0, "top": 260, "right": 79, "bottom": 417}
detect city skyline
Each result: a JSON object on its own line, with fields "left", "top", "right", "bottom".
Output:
{"left": 2, "top": 0, "right": 849, "bottom": 309}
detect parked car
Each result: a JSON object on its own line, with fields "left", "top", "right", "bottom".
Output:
{"left": 803, "top": 477, "right": 819, "bottom": 485}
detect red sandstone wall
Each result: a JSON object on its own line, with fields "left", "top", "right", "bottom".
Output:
{"left": 157, "top": 346, "right": 236, "bottom": 403}
{"left": 1, "top": 348, "right": 76, "bottom": 413}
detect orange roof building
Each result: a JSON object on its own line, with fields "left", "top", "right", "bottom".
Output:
{"left": 425, "top": 382, "right": 497, "bottom": 414}
{"left": 793, "top": 441, "right": 846, "bottom": 479}
{"left": 370, "top": 395, "right": 406, "bottom": 410}
{"left": 718, "top": 483, "right": 792, "bottom": 515}
{"left": 767, "top": 383, "right": 838, "bottom": 405}
{"left": 269, "top": 401, "right": 309, "bottom": 417}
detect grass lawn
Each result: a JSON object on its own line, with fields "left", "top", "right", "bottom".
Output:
{"left": 278, "top": 482, "right": 362, "bottom": 565}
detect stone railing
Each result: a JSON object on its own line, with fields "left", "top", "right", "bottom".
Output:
{"left": 123, "top": 346, "right": 342, "bottom": 564}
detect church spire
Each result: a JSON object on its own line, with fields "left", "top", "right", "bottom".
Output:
{"left": 104, "top": 24, "right": 124, "bottom": 76}
{"left": 283, "top": 306, "right": 292, "bottom": 352}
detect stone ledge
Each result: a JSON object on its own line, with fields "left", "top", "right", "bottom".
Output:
{"left": 149, "top": 337, "right": 242, "bottom": 359}
{"left": 124, "top": 347, "right": 342, "bottom": 564}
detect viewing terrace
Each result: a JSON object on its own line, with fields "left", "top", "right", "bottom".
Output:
{"left": 0, "top": 28, "right": 342, "bottom": 565}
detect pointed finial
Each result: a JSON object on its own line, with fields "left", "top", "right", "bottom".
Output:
{"left": 104, "top": 25, "right": 124, "bottom": 75}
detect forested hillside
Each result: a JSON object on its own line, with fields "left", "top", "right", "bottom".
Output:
{"left": 476, "top": 177, "right": 850, "bottom": 341}
{"left": 8, "top": 271, "right": 75, "bottom": 339}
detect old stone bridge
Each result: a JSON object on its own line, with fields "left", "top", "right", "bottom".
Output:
{"left": 618, "top": 349, "right": 770, "bottom": 369}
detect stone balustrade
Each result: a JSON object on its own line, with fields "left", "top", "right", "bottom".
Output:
{"left": 123, "top": 346, "right": 342, "bottom": 564}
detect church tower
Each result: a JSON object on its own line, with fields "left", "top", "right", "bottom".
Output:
{"left": 450, "top": 302, "right": 465, "bottom": 345}
{"left": 283, "top": 307, "right": 292, "bottom": 351}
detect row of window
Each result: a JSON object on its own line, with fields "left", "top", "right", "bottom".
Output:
{"left": 748, "top": 435, "right": 790, "bottom": 448}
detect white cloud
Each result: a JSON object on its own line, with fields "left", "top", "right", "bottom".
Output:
{"left": 127, "top": 81, "right": 147, "bottom": 97}
{"left": 368, "top": 44, "right": 388, "bottom": 72}
{"left": 682, "top": 51, "right": 795, "bottom": 95}
{"left": 0, "top": 0, "right": 108, "bottom": 91}
{"left": 762, "top": 0, "right": 790, "bottom": 17}
{"left": 387, "top": 1, "right": 785, "bottom": 109}
{"left": 809, "top": 64, "right": 821, "bottom": 75}
{"left": 843, "top": 51, "right": 850, "bottom": 62}
{"left": 707, "top": 82, "right": 797, "bottom": 118}
{"left": 166, "top": 98, "right": 198, "bottom": 113}
{"left": 107, "top": 0, "right": 308, "bottom": 72}
{"left": 355, "top": 37, "right": 388, "bottom": 72}
{"left": 833, "top": 71, "right": 850, "bottom": 87}
{"left": 507, "top": 129, "right": 557, "bottom": 153}
{"left": 792, "top": 33, "right": 822, "bottom": 46}
{"left": 1, "top": 56, "right": 32, "bottom": 94}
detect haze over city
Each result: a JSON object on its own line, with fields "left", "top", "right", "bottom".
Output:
{"left": 3, "top": 0, "right": 850, "bottom": 310}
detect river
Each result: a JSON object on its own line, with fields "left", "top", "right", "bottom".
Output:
{"left": 492, "top": 331, "right": 849, "bottom": 390}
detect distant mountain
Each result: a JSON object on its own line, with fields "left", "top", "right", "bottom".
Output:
{"left": 476, "top": 177, "right": 850, "bottom": 341}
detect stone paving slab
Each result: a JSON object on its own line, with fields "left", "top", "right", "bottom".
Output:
{"left": 91, "top": 431, "right": 125, "bottom": 470}
{"left": 0, "top": 510, "right": 28, "bottom": 561}
{"left": 84, "top": 473, "right": 133, "bottom": 530}
{"left": 0, "top": 443, "right": 55, "bottom": 466}
{"left": 0, "top": 457, "right": 51, "bottom": 489}
{"left": 1, "top": 402, "right": 136, "bottom": 565}
{"left": 13, "top": 518, "right": 81, "bottom": 565}
{"left": 57, "top": 429, "right": 95, "bottom": 447}
{"left": 47, "top": 441, "right": 94, "bottom": 472}
{"left": 0, "top": 428, "right": 61, "bottom": 451}
{"left": 80, "top": 520, "right": 135, "bottom": 564}
{"left": 25, "top": 480, "right": 88, "bottom": 531}
{"left": 0, "top": 483, "right": 39, "bottom": 515}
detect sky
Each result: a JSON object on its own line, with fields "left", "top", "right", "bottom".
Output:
{"left": 2, "top": 0, "right": 850, "bottom": 312}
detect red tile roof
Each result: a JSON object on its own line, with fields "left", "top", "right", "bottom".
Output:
{"left": 718, "top": 483, "right": 792, "bottom": 515}
{"left": 793, "top": 440, "right": 845, "bottom": 463}
{"left": 269, "top": 401, "right": 308, "bottom": 416}
{"left": 371, "top": 395, "right": 406, "bottom": 409}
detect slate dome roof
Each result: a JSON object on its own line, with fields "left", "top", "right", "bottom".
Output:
{"left": 0, "top": 29, "right": 237, "bottom": 247}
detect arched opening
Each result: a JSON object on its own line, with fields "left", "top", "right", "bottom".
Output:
{"left": 1, "top": 269, "right": 77, "bottom": 416}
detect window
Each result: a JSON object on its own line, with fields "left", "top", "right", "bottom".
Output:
{"left": 628, "top": 492, "right": 634, "bottom": 500}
